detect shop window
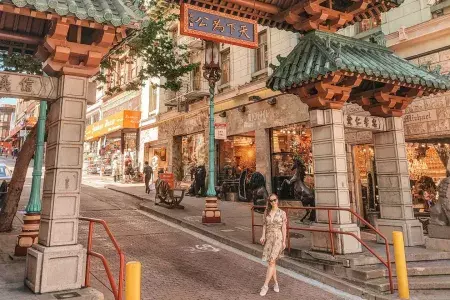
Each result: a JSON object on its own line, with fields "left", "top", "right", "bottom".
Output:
{"left": 149, "top": 84, "right": 158, "bottom": 112}
{"left": 255, "top": 31, "right": 268, "bottom": 72}
{"left": 221, "top": 50, "right": 230, "bottom": 85}
{"left": 270, "top": 124, "right": 313, "bottom": 199}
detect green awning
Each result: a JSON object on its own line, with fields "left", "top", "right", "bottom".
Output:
{"left": 267, "top": 30, "right": 450, "bottom": 92}
{"left": 5, "top": 0, "right": 149, "bottom": 28}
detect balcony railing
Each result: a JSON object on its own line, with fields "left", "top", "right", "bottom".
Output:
{"left": 164, "top": 73, "right": 209, "bottom": 107}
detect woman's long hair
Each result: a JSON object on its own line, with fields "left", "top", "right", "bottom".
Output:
{"left": 264, "top": 193, "right": 278, "bottom": 218}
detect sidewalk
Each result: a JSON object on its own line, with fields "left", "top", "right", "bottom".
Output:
{"left": 106, "top": 183, "right": 394, "bottom": 300}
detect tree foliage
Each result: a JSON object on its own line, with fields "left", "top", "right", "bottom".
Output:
{"left": 0, "top": 52, "right": 42, "bottom": 74}
{"left": 97, "top": 11, "right": 199, "bottom": 95}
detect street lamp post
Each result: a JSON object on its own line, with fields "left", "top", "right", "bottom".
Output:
{"left": 202, "top": 41, "right": 221, "bottom": 224}
{"left": 15, "top": 101, "right": 47, "bottom": 256}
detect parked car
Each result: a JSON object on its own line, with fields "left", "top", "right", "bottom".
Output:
{"left": 0, "top": 163, "right": 11, "bottom": 210}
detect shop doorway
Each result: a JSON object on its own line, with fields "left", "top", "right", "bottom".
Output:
{"left": 217, "top": 132, "right": 256, "bottom": 201}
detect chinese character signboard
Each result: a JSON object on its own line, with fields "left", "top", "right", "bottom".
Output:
{"left": 0, "top": 71, "right": 58, "bottom": 101}
{"left": 343, "top": 114, "right": 386, "bottom": 132}
{"left": 215, "top": 123, "right": 227, "bottom": 140}
{"left": 180, "top": 3, "right": 258, "bottom": 49}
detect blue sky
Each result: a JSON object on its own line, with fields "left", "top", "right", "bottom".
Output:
{"left": 0, "top": 98, "right": 16, "bottom": 105}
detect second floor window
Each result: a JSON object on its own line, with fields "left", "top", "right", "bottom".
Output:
{"left": 255, "top": 31, "right": 268, "bottom": 72}
{"left": 193, "top": 65, "right": 201, "bottom": 91}
{"left": 221, "top": 50, "right": 230, "bottom": 85}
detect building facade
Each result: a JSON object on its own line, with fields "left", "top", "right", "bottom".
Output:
{"left": 0, "top": 104, "right": 15, "bottom": 143}
{"left": 83, "top": 57, "right": 142, "bottom": 178}
{"left": 7, "top": 100, "right": 38, "bottom": 150}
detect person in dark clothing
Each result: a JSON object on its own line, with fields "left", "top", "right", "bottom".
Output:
{"left": 143, "top": 161, "right": 153, "bottom": 194}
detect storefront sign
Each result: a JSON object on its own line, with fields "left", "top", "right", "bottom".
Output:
{"left": 215, "top": 123, "right": 227, "bottom": 140}
{"left": 9, "top": 116, "right": 37, "bottom": 137}
{"left": 160, "top": 173, "right": 175, "bottom": 189}
{"left": 85, "top": 110, "right": 141, "bottom": 141}
{"left": 403, "top": 110, "right": 437, "bottom": 124}
{"left": 344, "top": 114, "right": 386, "bottom": 132}
{"left": 19, "top": 130, "right": 27, "bottom": 137}
{"left": 180, "top": 3, "right": 258, "bottom": 49}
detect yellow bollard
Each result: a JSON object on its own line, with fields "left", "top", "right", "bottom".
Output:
{"left": 125, "top": 261, "right": 141, "bottom": 300}
{"left": 393, "top": 231, "right": 409, "bottom": 299}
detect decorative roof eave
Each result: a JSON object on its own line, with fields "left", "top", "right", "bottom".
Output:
{"left": 278, "top": 71, "right": 446, "bottom": 96}
{"left": 2, "top": 0, "right": 149, "bottom": 28}
{"left": 166, "top": 0, "right": 403, "bottom": 33}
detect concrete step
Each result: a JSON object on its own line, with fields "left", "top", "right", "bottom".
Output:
{"left": 350, "top": 260, "right": 450, "bottom": 280}
{"left": 366, "top": 275, "right": 450, "bottom": 292}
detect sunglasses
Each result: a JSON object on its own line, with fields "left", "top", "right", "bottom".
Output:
{"left": 269, "top": 198, "right": 277, "bottom": 202}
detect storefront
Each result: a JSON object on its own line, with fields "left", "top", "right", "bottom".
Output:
{"left": 180, "top": 131, "right": 206, "bottom": 182}
{"left": 218, "top": 133, "right": 256, "bottom": 179}
{"left": 84, "top": 110, "right": 141, "bottom": 176}
{"left": 270, "top": 123, "right": 313, "bottom": 199}
{"left": 223, "top": 93, "right": 310, "bottom": 194}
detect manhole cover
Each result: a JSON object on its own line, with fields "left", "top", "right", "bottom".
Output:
{"left": 53, "top": 292, "right": 81, "bottom": 299}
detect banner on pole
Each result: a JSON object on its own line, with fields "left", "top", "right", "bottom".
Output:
{"left": 215, "top": 123, "right": 227, "bottom": 140}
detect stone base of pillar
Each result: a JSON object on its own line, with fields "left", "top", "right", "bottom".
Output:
{"left": 375, "top": 218, "right": 424, "bottom": 246}
{"left": 202, "top": 196, "right": 221, "bottom": 223}
{"left": 25, "top": 243, "right": 86, "bottom": 293}
{"left": 14, "top": 213, "right": 40, "bottom": 256}
{"left": 310, "top": 223, "right": 362, "bottom": 254}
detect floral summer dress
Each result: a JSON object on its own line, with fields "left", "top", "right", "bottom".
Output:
{"left": 262, "top": 209, "right": 287, "bottom": 262}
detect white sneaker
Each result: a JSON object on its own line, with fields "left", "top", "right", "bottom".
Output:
{"left": 260, "top": 285, "right": 269, "bottom": 296}
{"left": 274, "top": 283, "right": 280, "bottom": 293}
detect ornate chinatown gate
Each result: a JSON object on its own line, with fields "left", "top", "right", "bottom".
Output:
{"left": 172, "top": 0, "right": 450, "bottom": 253}
{"left": 0, "top": 0, "right": 147, "bottom": 294}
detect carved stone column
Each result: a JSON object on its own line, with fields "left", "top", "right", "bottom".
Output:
{"left": 26, "top": 75, "right": 89, "bottom": 293}
{"left": 309, "top": 109, "right": 362, "bottom": 254}
{"left": 374, "top": 117, "right": 424, "bottom": 246}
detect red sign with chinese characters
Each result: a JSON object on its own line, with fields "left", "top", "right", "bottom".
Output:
{"left": 160, "top": 173, "right": 175, "bottom": 189}
{"left": 180, "top": 3, "right": 258, "bottom": 49}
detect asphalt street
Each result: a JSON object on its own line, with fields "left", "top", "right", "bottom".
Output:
{"left": 1, "top": 157, "right": 360, "bottom": 300}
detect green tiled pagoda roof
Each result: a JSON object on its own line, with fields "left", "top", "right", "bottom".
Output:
{"left": 267, "top": 30, "right": 450, "bottom": 92}
{"left": 4, "top": 0, "right": 148, "bottom": 27}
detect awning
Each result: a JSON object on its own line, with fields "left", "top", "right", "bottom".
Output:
{"left": 7, "top": 116, "right": 38, "bottom": 139}
{"left": 85, "top": 110, "right": 141, "bottom": 141}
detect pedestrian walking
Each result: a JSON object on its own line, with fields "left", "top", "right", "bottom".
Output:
{"left": 143, "top": 161, "right": 153, "bottom": 194}
{"left": 112, "top": 157, "right": 120, "bottom": 182}
{"left": 259, "top": 194, "right": 287, "bottom": 296}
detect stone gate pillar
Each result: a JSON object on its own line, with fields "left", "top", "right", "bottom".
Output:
{"left": 309, "top": 109, "right": 362, "bottom": 254}
{"left": 26, "top": 75, "right": 88, "bottom": 293}
{"left": 374, "top": 117, "right": 424, "bottom": 246}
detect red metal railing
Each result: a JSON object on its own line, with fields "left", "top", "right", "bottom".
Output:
{"left": 79, "top": 217, "right": 125, "bottom": 300}
{"left": 251, "top": 206, "right": 394, "bottom": 294}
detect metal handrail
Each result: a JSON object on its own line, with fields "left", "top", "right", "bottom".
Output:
{"left": 79, "top": 217, "right": 125, "bottom": 300}
{"left": 251, "top": 205, "right": 394, "bottom": 294}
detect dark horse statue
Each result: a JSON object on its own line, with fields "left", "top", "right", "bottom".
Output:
{"left": 249, "top": 172, "right": 268, "bottom": 212}
{"left": 281, "top": 158, "right": 315, "bottom": 222}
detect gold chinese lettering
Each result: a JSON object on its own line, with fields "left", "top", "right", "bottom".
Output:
{"left": 0, "top": 75, "right": 11, "bottom": 92}
{"left": 239, "top": 25, "right": 250, "bottom": 39}
{"left": 212, "top": 19, "right": 225, "bottom": 32}
{"left": 188, "top": 13, "right": 194, "bottom": 27}
{"left": 19, "top": 77, "right": 33, "bottom": 93}
{"left": 194, "top": 16, "right": 209, "bottom": 27}
{"left": 227, "top": 23, "right": 236, "bottom": 34}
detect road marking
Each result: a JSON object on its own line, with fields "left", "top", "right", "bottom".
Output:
{"left": 183, "top": 216, "right": 202, "bottom": 223}
{"left": 183, "top": 244, "right": 220, "bottom": 253}
{"left": 138, "top": 210, "right": 363, "bottom": 300}
{"left": 235, "top": 226, "right": 251, "bottom": 232}
{"left": 220, "top": 229, "right": 235, "bottom": 232}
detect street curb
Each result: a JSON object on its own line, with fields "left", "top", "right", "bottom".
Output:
{"left": 108, "top": 186, "right": 395, "bottom": 300}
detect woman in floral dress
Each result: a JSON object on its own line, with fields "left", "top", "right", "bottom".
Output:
{"left": 259, "top": 194, "right": 287, "bottom": 296}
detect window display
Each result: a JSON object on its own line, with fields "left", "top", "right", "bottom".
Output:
{"left": 181, "top": 132, "right": 206, "bottom": 182}
{"left": 270, "top": 123, "right": 313, "bottom": 199}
